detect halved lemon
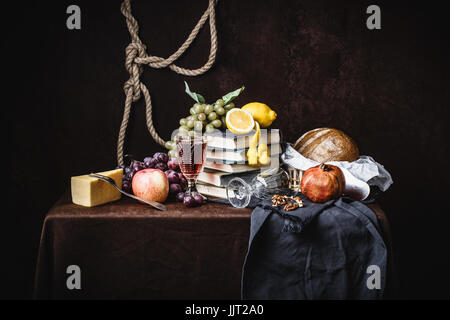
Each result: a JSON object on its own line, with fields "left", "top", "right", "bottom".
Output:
{"left": 225, "top": 108, "right": 255, "bottom": 135}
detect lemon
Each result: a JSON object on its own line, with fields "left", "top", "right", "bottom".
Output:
{"left": 225, "top": 108, "right": 255, "bottom": 135}
{"left": 241, "top": 102, "right": 277, "bottom": 128}
{"left": 226, "top": 108, "right": 272, "bottom": 166}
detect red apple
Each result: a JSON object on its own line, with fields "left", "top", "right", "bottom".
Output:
{"left": 132, "top": 169, "right": 169, "bottom": 203}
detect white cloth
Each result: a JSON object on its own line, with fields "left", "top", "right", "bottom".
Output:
{"left": 281, "top": 144, "right": 393, "bottom": 200}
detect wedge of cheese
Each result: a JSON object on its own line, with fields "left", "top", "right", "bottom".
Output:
{"left": 71, "top": 169, "right": 123, "bottom": 207}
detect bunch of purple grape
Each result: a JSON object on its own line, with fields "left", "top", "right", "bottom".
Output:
{"left": 119, "top": 152, "right": 186, "bottom": 197}
{"left": 176, "top": 191, "right": 206, "bottom": 207}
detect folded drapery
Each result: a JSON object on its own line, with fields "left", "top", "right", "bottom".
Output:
{"left": 241, "top": 194, "right": 387, "bottom": 300}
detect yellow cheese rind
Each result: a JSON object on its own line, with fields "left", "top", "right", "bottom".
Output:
{"left": 71, "top": 169, "right": 123, "bottom": 207}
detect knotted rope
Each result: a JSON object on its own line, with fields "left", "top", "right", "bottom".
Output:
{"left": 117, "top": 0, "right": 219, "bottom": 165}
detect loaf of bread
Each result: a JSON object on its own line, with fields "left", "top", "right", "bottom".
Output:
{"left": 293, "top": 128, "right": 359, "bottom": 163}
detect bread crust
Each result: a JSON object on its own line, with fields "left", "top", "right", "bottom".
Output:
{"left": 293, "top": 128, "right": 359, "bottom": 163}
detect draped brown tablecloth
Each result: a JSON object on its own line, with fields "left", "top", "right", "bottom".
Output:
{"left": 34, "top": 193, "right": 391, "bottom": 299}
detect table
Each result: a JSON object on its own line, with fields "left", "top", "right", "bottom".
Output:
{"left": 33, "top": 193, "right": 392, "bottom": 299}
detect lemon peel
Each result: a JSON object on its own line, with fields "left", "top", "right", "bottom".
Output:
{"left": 247, "top": 121, "right": 260, "bottom": 166}
{"left": 257, "top": 143, "right": 270, "bottom": 165}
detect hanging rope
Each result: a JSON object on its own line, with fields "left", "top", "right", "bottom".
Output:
{"left": 117, "top": 0, "right": 219, "bottom": 165}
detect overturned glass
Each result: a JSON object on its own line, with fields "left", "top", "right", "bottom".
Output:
{"left": 226, "top": 167, "right": 290, "bottom": 208}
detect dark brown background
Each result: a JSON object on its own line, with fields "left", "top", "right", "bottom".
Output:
{"left": 3, "top": 0, "right": 450, "bottom": 299}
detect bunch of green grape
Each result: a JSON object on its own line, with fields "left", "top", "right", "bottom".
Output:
{"left": 165, "top": 99, "right": 235, "bottom": 158}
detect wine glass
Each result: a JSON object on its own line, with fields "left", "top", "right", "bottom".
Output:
{"left": 176, "top": 134, "right": 208, "bottom": 196}
{"left": 226, "top": 167, "right": 290, "bottom": 208}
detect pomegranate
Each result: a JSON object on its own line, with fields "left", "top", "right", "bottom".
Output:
{"left": 300, "top": 163, "right": 345, "bottom": 203}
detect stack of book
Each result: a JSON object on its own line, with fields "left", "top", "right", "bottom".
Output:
{"left": 197, "top": 129, "right": 282, "bottom": 199}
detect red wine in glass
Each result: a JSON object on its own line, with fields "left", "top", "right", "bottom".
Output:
{"left": 176, "top": 135, "right": 207, "bottom": 194}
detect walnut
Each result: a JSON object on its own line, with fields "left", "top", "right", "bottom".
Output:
{"left": 284, "top": 203, "right": 299, "bottom": 211}
{"left": 272, "top": 194, "right": 303, "bottom": 210}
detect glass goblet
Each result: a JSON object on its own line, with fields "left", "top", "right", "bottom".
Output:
{"left": 176, "top": 134, "right": 208, "bottom": 196}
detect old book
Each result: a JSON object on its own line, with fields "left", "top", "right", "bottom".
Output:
{"left": 196, "top": 183, "right": 227, "bottom": 199}
{"left": 204, "top": 161, "right": 275, "bottom": 173}
{"left": 206, "top": 144, "right": 282, "bottom": 163}
{"left": 207, "top": 156, "right": 281, "bottom": 165}
{"left": 206, "top": 129, "right": 281, "bottom": 150}
{"left": 197, "top": 170, "right": 259, "bottom": 187}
